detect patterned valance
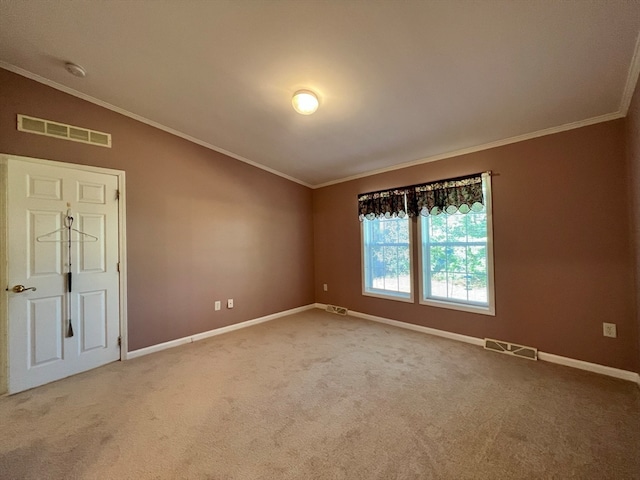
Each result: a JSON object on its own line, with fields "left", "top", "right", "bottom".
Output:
{"left": 358, "top": 188, "right": 412, "bottom": 221}
{"left": 413, "top": 174, "right": 484, "bottom": 216}
{"left": 358, "top": 172, "right": 486, "bottom": 221}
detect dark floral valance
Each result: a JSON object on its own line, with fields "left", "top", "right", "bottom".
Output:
{"left": 358, "top": 188, "right": 412, "bottom": 221}
{"left": 358, "top": 172, "right": 486, "bottom": 221}
{"left": 413, "top": 174, "right": 484, "bottom": 216}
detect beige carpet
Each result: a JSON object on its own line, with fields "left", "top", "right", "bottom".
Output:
{"left": 1, "top": 309, "right": 639, "bottom": 480}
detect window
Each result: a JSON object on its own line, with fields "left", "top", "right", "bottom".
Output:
{"left": 418, "top": 177, "right": 494, "bottom": 315}
{"left": 361, "top": 215, "right": 413, "bottom": 302}
{"left": 358, "top": 172, "right": 493, "bottom": 314}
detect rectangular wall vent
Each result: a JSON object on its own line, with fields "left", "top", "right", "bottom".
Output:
{"left": 17, "top": 114, "right": 111, "bottom": 148}
{"left": 484, "top": 338, "right": 538, "bottom": 361}
{"left": 326, "top": 305, "right": 348, "bottom": 316}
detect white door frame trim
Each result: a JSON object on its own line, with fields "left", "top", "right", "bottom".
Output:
{"left": 0, "top": 153, "right": 128, "bottom": 394}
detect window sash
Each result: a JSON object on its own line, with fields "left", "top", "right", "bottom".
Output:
{"left": 417, "top": 174, "right": 495, "bottom": 315}
{"left": 361, "top": 217, "right": 413, "bottom": 302}
{"left": 423, "top": 255, "right": 489, "bottom": 306}
{"left": 421, "top": 215, "right": 489, "bottom": 305}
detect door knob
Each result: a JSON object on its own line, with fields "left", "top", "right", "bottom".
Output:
{"left": 11, "top": 285, "right": 37, "bottom": 293}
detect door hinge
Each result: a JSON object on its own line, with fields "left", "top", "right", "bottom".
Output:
{"left": 117, "top": 262, "right": 120, "bottom": 272}
{"left": 118, "top": 336, "right": 121, "bottom": 347}
{"left": 116, "top": 189, "right": 120, "bottom": 200}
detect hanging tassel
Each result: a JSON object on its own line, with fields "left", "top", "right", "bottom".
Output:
{"left": 66, "top": 270, "right": 73, "bottom": 337}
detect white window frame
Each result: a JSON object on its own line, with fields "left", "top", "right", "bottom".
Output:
{"left": 417, "top": 173, "right": 495, "bottom": 316}
{"left": 361, "top": 216, "right": 414, "bottom": 303}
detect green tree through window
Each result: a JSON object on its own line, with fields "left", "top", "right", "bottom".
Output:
{"left": 422, "top": 210, "right": 488, "bottom": 304}
{"left": 360, "top": 174, "right": 494, "bottom": 314}
{"left": 419, "top": 171, "right": 494, "bottom": 312}
{"left": 362, "top": 216, "right": 412, "bottom": 300}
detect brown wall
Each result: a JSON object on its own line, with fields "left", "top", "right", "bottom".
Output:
{"left": 2, "top": 67, "right": 638, "bottom": 373}
{"left": 626, "top": 79, "right": 640, "bottom": 373}
{"left": 313, "top": 120, "right": 639, "bottom": 372}
{"left": 0, "top": 68, "right": 315, "bottom": 351}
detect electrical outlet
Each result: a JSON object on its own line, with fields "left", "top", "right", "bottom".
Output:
{"left": 227, "top": 299, "right": 234, "bottom": 309}
{"left": 603, "top": 322, "right": 617, "bottom": 338}
{"left": 215, "top": 301, "right": 221, "bottom": 311}
{"left": 323, "top": 284, "right": 328, "bottom": 292}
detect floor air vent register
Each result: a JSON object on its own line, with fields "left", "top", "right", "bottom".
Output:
{"left": 484, "top": 338, "right": 538, "bottom": 360}
{"left": 326, "top": 305, "right": 348, "bottom": 315}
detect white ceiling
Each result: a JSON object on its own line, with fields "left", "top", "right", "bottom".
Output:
{"left": 1, "top": 1, "right": 639, "bottom": 187}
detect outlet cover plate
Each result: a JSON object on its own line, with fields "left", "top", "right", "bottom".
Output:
{"left": 603, "top": 322, "right": 617, "bottom": 338}
{"left": 227, "top": 299, "right": 234, "bottom": 309}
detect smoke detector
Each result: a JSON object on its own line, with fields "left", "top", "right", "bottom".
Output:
{"left": 65, "top": 62, "right": 86, "bottom": 78}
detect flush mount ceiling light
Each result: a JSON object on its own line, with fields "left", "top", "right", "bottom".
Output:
{"left": 65, "top": 62, "right": 86, "bottom": 78}
{"left": 292, "top": 90, "right": 319, "bottom": 115}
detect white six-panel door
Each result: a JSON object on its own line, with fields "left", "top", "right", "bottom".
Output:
{"left": 7, "top": 158, "right": 121, "bottom": 393}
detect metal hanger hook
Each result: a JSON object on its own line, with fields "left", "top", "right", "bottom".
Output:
{"left": 64, "top": 210, "right": 74, "bottom": 228}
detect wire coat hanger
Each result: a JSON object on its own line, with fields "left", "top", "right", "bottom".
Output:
{"left": 36, "top": 209, "right": 99, "bottom": 243}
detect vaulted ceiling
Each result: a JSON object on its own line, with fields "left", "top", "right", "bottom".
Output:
{"left": 1, "top": 1, "right": 639, "bottom": 187}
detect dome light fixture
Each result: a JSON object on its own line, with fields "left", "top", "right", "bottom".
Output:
{"left": 292, "top": 89, "right": 319, "bottom": 115}
{"left": 65, "top": 62, "right": 87, "bottom": 78}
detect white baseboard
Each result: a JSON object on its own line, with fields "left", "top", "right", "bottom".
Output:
{"left": 537, "top": 352, "right": 640, "bottom": 383}
{"left": 347, "top": 308, "right": 484, "bottom": 347}
{"left": 317, "top": 304, "right": 640, "bottom": 384}
{"left": 126, "top": 304, "right": 316, "bottom": 360}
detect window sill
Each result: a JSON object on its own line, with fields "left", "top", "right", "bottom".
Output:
{"left": 420, "top": 298, "right": 495, "bottom": 316}
{"left": 363, "top": 290, "right": 414, "bottom": 304}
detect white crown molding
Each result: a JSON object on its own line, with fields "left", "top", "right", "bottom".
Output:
{"left": 620, "top": 31, "right": 640, "bottom": 115}
{"left": 0, "top": 62, "right": 312, "bottom": 189}
{"left": 126, "top": 303, "right": 316, "bottom": 359}
{"left": 312, "top": 29, "right": 640, "bottom": 190}
{"left": 312, "top": 111, "right": 624, "bottom": 189}
{"left": 1, "top": 61, "right": 632, "bottom": 191}
{"left": 315, "top": 305, "right": 640, "bottom": 384}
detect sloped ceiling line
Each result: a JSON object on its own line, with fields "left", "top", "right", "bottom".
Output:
{"left": 0, "top": 62, "right": 312, "bottom": 189}
{"left": 620, "top": 31, "right": 640, "bottom": 115}
{"left": 2, "top": 33, "right": 638, "bottom": 190}
{"left": 2, "top": 2, "right": 640, "bottom": 187}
